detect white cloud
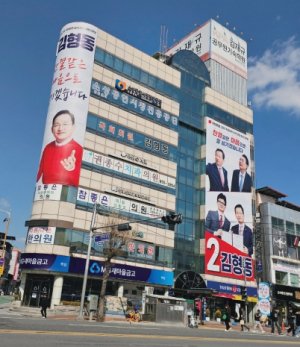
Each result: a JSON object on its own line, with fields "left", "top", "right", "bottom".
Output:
{"left": 248, "top": 36, "right": 300, "bottom": 116}
{"left": 276, "top": 15, "right": 281, "bottom": 21}
{"left": 0, "top": 198, "right": 10, "bottom": 208}
{"left": 18, "top": 237, "right": 26, "bottom": 242}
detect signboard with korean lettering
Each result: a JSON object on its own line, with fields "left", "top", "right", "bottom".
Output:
{"left": 258, "top": 282, "right": 270, "bottom": 316}
{"left": 26, "top": 227, "right": 56, "bottom": 245}
{"left": 34, "top": 184, "right": 62, "bottom": 201}
{"left": 19, "top": 253, "right": 70, "bottom": 272}
{"left": 205, "top": 232, "right": 254, "bottom": 281}
{"left": 35, "top": 22, "right": 97, "bottom": 198}
{"left": 69, "top": 257, "right": 173, "bottom": 285}
{"left": 164, "top": 19, "right": 247, "bottom": 79}
{"left": 205, "top": 117, "right": 254, "bottom": 282}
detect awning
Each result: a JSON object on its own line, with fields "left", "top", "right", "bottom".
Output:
{"left": 212, "top": 293, "right": 235, "bottom": 299}
{"left": 291, "top": 302, "right": 300, "bottom": 309}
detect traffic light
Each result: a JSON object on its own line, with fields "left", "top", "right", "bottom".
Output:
{"left": 161, "top": 213, "right": 183, "bottom": 225}
{"left": 117, "top": 224, "right": 132, "bottom": 231}
{"left": 241, "top": 286, "right": 247, "bottom": 300}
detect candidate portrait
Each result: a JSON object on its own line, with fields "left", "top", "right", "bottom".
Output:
{"left": 206, "top": 148, "right": 229, "bottom": 192}
{"left": 231, "top": 204, "right": 253, "bottom": 256}
{"left": 36, "top": 110, "right": 83, "bottom": 187}
{"left": 205, "top": 193, "right": 231, "bottom": 237}
{"left": 231, "top": 154, "right": 252, "bottom": 192}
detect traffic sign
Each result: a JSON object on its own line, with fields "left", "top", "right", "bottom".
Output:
{"left": 0, "top": 258, "right": 4, "bottom": 266}
{"left": 0, "top": 266, "right": 3, "bottom": 275}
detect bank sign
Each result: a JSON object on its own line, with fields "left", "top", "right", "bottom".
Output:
{"left": 20, "top": 253, "right": 173, "bottom": 286}
{"left": 206, "top": 280, "right": 257, "bottom": 297}
{"left": 115, "top": 79, "right": 162, "bottom": 108}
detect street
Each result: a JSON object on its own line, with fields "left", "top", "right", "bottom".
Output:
{"left": 1, "top": 308, "right": 299, "bottom": 347}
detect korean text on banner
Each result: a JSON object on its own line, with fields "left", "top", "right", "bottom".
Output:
{"left": 34, "top": 23, "right": 98, "bottom": 201}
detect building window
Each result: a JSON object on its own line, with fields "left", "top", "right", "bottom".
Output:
{"left": 290, "top": 274, "right": 299, "bottom": 287}
{"left": 272, "top": 217, "right": 284, "bottom": 231}
{"left": 286, "top": 221, "right": 295, "bottom": 234}
{"left": 275, "top": 271, "right": 288, "bottom": 285}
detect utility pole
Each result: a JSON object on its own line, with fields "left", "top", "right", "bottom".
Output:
{"left": 0, "top": 209, "right": 11, "bottom": 258}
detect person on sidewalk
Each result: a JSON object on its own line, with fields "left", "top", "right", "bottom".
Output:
{"left": 294, "top": 310, "right": 300, "bottom": 337}
{"left": 253, "top": 309, "right": 265, "bottom": 333}
{"left": 40, "top": 295, "right": 49, "bottom": 319}
{"left": 270, "top": 307, "right": 283, "bottom": 335}
{"left": 240, "top": 308, "right": 250, "bottom": 331}
{"left": 287, "top": 307, "right": 296, "bottom": 336}
{"left": 224, "top": 304, "right": 232, "bottom": 332}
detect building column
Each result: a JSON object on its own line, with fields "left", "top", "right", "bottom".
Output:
{"left": 51, "top": 275, "right": 63, "bottom": 309}
{"left": 19, "top": 273, "right": 27, "bottom": 302}
{"left": 117, "top": 283, "right": 124, "bottom": 297}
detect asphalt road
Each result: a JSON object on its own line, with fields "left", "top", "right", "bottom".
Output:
{"left": 1, "top": 308, "right": 299, "bottom": 347}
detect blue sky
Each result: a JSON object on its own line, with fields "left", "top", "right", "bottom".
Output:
{"left": 1, "top": 0, "right": 300, "bottom": 249}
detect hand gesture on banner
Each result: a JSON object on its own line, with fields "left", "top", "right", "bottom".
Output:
{"left": 214, "top": 229, "right": 223, "bottom": 237}
{"left": 243, "top": 246, "right": 249, "bottom": 255}
{"left": 61, "top": 150, "right": 76, "bottom": 171}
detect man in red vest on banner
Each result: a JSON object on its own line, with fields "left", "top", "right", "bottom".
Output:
{"left": 36, "top": 110, "right": 83, "bottom": 187}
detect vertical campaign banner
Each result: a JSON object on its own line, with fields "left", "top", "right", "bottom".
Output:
{"left": 205, "top": 117, "right": 254, "bottom": 279}
{"left": 34, "top": 23, "right": 98, "bottom": 200}
{"left": 258, "top": 282, "right": 270, "bottom": 316}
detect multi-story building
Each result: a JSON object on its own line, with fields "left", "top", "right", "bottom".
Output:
{"left": 20, "top": 20, "right": 256, "bottom": 320}
{"left": 256, "top": 187, "right": 300, "bottom": 320}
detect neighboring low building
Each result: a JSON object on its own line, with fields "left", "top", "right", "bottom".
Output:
{"left": 256, "top": 187, "right": 300, "bottom": 317}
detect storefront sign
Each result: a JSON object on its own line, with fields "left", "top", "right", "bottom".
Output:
{"left": 206, "top": 280, "right": 257, "bottom": 297}
{"left": 273, "top": 284, "right": 300, "bottom": 301}
{"left": 20, "top": 253, "right": 69, "bottom": 272}
{"left": 115, "top": 79, "right": 162, "bottom": 108}
{"left": 272, "top": 259, "right": 300, "bottom": 275}
{"left": 77, "top": 187, "right": 166, "bottom": 219}
{"left": 82, "top": 149, "right": 176, "bottom": 190}
{"left": 69, "top": 257, "right": 173, "bottom": 285}
{"left": 107, "top": 186, "right": 155, "bottom": 205}
{"left": 27, "top": 227, "right": 56, "bottom": 244}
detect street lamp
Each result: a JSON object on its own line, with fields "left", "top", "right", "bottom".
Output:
{"left": 0, "top": 209, "right": 11, "bottom": 259}
{"left": 76, "top": 203, "right": 182, "bottom": 320}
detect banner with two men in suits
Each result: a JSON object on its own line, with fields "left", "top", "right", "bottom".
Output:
{"left": 204, "top": 117, "right": 254, "bottom": 281}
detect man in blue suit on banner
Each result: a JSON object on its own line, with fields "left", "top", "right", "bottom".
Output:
{"left": 231, "top": 204, "right": 253, "bottom": 256}
{"left": 231, "top": 154, "right": 252, "bottom": 192}
{"left": 206, "top": 148, "right": 229, "bottom": 191}
{"left": 205, "top": 193, "right": 231, "bottom": 237}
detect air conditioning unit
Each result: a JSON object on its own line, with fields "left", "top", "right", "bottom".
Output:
{"left": 144, "top": 286, "right": 154, "bottom": 295}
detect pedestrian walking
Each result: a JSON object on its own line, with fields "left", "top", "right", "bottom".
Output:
{"left": 253, "top": 309, "right": 265, "bottom": 333}
{"left": 240, "top": 308, "right": 250, "bottom": 331}
{"left": 286, "top": 307, "right": 296, "bottom": 336}
{"left": 40, "top": 295, "right": 49, "bottom": 319}
{"left": 294, "top": 310, "right": 300, "bottom": 337}
{"left": 270, "top": 307, "right": 283, "bottom": 335}
{"left": 224, "top": 304, "right": 232, "bottom": 332}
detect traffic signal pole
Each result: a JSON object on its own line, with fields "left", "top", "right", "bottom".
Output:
{"left": 244, "top": 267, "right": 248, "bottom": 323}
{"left": 77, "top": 203, "right": 182, "bottom": 320}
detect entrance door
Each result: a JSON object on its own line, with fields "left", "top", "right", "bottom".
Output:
{"left": 24, "top": 275, "right": 53, "bottom": 307}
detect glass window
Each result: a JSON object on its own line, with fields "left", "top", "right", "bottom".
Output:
{"left": 114, "top": 57, "right": 123, "bottom": 71}
{"left": 178, "top": 186, "right": 185, "bottom": 200}
{"left": 70, "top": 230, "right": 84, "bottom": 248}
{"left": 186, "top": 156, "right": 194, "bottom": 171}
{"left": 156, "top": 78, "right": 165, "bottom": 94}
{"left": 296, "top": 224, "right": 300, "bottom": 236}
{"left": 275, "top": 271, "right": 288, "bottom": 285}
{"left": 290, "top": 274, "right": 299, "bottom": 287}
{"left": 286, "top": 221, "right": 295, "bottom": 234}
{"left": 180, "top": 126, "right": 187, "bottom": 140}
{"left": 186, "top": 202, "right": 193, "bottom": 219}
{"left": 140, "top": 70, "right": 148, "bottom": 85}
{"left": 148, "top": 75, "right": 157, "bottom": 90}
{"left": 200, "top": 189, "right": 205, "bottom": 205}
{"left": 123, "top": 61, "right": 132, "bottom": 76}
{"left": 178, "top": 200, "right": 186, "bottom": 215}
{"left": 288, "top": 247, "right": 297, "bottom": 260}
{"left": 132, "top": 66, "right": 141, "bottom": 81}
{"left": 54, "top": 228, "right": 71, "bottom": 247}
{"left": 95, "top": 48, "right": 105, "bottom": 62}
{"left": 180, "top": 139, "right": 187, "bottom": 154}
{"left": 186, "top": 171, "right": 193, "bottom": 186}
{"left": 104, "top": 52, "right": 114, "bottom": 68}
{"left": 200, "top": 159, "right": 206, "bottom": 174}
{"left": 179, "top": 168, "right": 186, "bottom": 184}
